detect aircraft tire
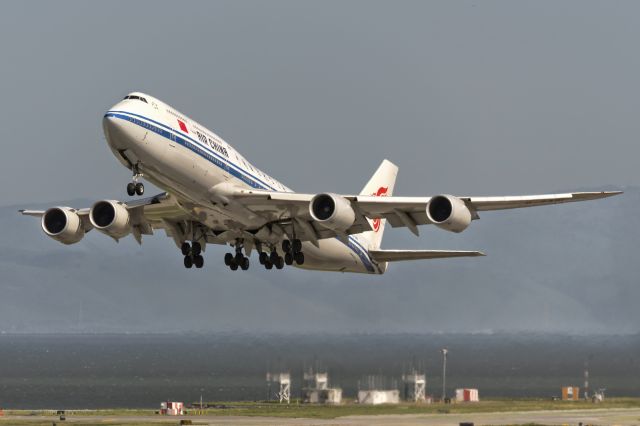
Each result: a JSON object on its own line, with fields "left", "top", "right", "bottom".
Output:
{"left": 294, "top": 252, "right": 305, "bottom": 265}
{"left": 126, "top": 183, "right": 136, "bottom": 196}
{"left": 184, "top": 256, "right": 193, "bottom": 269}
{"left": 230, "top": 261, "right": 238, "bottom": 271}
{"left": 275, "top": 256, "right": 284, "bottom": 269}
{"left": 265, "top": 260, "right": 273, "bottom": 270}
{"left": 282, "top": 239, "right": 291, "bottom": 253}
{"left": 259, "top": 252, "right": 268, "bottom": 265}
{"left": 241, "top": 257, "right": 250, "bottom": 270}
{"left": 135, "top": 182, "right": 144, "bottom": 196}
{"left": 284, "top": 252, "right": 294, "bottom": 265}
{"left": 194, "top": 255, "right": 204, "bottom": 268}
{"left": 224, "top": 253, "right": 234, "bottom": 266}
{"left": 292, "top": 239, "right": 302, "bottom": 253}
{"left": 235, "top": 252, "right": 244, "bottom": 264}
{"left": 181, "top": 242, "right": 191, "bottom": 256}
{"left": 192, "top": 242, "right": 202, "bottom": 256}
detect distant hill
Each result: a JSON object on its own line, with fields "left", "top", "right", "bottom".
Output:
{"left": 0, "top": 186, "right": 637, "bottom": 334}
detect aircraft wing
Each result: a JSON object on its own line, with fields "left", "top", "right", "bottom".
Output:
{"left": 231, "top": 188, "right": 621, "bottom": 239}
{"left": 20, "top": 192, "right": 193, "bottom": 245}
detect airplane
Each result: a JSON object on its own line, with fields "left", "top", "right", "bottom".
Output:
{"left": 20, "top": 92, "right": 621, "bottom": 274}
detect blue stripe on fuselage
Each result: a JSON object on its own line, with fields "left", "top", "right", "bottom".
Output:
{"left": 104, "top": 110, "right": 378, "bottom": 273}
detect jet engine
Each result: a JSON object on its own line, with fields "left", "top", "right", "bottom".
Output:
{"left": 41, "top": 207, "right": 85, "bottom": 245}
{"left": 426, "top": 194, "right": 472, "bottom": 233}
{"left": 309, "top": 193, "right": 356, "bottom": 232}
{"left": 89, "top": 200, "right": 131, "bottom": 239}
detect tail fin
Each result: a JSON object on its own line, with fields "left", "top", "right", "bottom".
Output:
{"left": 359, "top": 159, "right": 398, "bottom": 250}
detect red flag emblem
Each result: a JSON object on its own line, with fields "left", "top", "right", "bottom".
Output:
{"left": 177, "top": 119, "right": 188, "bottom": 133}
{"left": 371, "top": 186, "right": 388, "bottom": 232}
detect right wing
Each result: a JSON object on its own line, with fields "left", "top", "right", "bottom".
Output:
{"left": 229, "top": 187, "right": 621, "bottom": 240}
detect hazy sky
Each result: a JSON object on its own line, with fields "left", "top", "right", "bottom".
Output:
{"left": 1, "top": 1, "right": 638, "bottom": 204}
{"left": 0, "top": 1, "right": 638, "bottom": 334}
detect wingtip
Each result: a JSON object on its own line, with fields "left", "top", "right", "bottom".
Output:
{"left": 596, "top": 191, "right": 623, "bottom": 199}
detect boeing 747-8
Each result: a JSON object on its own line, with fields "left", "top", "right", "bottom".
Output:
{"left": 21, "top": 92, "right": 620, "bottom": 273}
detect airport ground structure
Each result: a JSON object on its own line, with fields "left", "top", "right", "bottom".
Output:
{"left": 0, "top": 398, "right": 639, "bottom": 425}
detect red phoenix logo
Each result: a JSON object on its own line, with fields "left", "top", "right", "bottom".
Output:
{"left": 371, "top": 186, "right": 388, "bottom": 232}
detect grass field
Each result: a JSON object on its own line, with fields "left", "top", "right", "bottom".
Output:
{"left": 1, "top": 397, "right": 639, "bottom": 423}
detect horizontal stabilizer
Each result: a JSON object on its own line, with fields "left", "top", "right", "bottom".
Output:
{"left": 369, "top": 249, "right": 485, "bottom": 262}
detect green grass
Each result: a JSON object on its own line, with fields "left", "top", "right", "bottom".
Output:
{"left": 1, "top": 398, "right": 638, "bottom": 422}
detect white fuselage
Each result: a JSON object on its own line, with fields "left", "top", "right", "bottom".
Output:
{"left": 102, "top": 93, "right": 384, "bottom": 274}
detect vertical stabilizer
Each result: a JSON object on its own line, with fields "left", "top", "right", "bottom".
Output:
{"left": 358, "top": 159, "right": 398, "bottom": 250}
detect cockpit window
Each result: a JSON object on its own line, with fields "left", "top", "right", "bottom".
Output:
{"left": 123, "top": 95, "right": 148, "bottom": 103}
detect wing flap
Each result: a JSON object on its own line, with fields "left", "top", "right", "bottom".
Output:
{"left": 369, "top": 249, "right": 485, "bottom": 262}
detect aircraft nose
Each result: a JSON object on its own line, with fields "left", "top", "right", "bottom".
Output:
{"left": 103, "top": 112, "right": 131, "bottom": 150}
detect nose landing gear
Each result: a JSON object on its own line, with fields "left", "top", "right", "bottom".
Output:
{"left": 126, "top": 164, "right": 144, "bottom": 196}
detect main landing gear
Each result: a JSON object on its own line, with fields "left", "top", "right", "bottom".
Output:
{"left": 258, "top": 249, "right": 285, "bottom": 270}
{"left": 126, "top": 164, "right": 144, "bottom": 196}
{"left": 224, "top": 244, "right": 250, "bottom": 271}
{"left": 282, "top": 239, "right": 305, "bottom": 266}
{"left": 223, "top": 239, "right": 304, "bottom": 271}
{"left": 181, "top": 241, "right": 204, "bottom": 269}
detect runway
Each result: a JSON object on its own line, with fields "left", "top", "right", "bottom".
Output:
{"left": 3, "top": 408, "right": 640, "bottom": 425}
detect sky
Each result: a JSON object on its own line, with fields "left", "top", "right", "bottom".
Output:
{"left": 0, "top": 1, "right": 638, "bottom": 334}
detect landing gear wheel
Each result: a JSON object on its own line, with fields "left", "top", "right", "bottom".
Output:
{"left": 235, "top": 252, "right": 244, "bottom": 264}
{"left": 264, "top": 260, "right": 273, "bottom": 270}
{"left": 270, "top": 251, "right": 279, "bottom": 264}
{"left": 259, "top": 252, "right": 268, "bottom": 265}
{"left": 184, "top": 256, "right": 193, "bottom": 268}
{"left": 181, "top": 242, "right": 191, "bottom": 256}
{"left": 224, "top": 253, "right": 234, "bottom": 266}
{"left": 126, "top": 182, "right": 136, "bottom": 196}
{"left": 240, "top": 257, "right": 250, "bottom": 270}
{"left": 294, "top": 252, "right": 305, "bottom": 265}
{"left": 292, "top": 239, "right": 302, "bottom": 253}
{"left": 275, "top": 256, "right": 285, "bottom": 269}
{"left": 230, "top": 261, "right": 239, "bottom": 271}
{"left": 284, "top": 252, "right": 294, "bottom": 265}
{"left": 194, "top": 255, "right": 204, "bottom": 268}
{"left": 135, "top": 182, "right": 144, "bottom": 196}
{"left": 192, "top": 242, "right": 202, "bottom": 256}
{"left": 282, "top": 240, "right": 291, "bottom": 253}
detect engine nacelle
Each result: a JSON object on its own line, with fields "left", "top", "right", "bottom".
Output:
{"left": 89, "top": 200, "right": 131, "bottom": 239}
{"left": 309, "top": 193, "right": 356, "bottom": 232}
{"left": 426, "top": 194, "right": 472, "bottom": 233}
{"left": 41, "top": 207, "right": 85, "bottom": 245}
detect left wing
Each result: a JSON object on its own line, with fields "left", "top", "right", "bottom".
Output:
{"left": 20, "top": 192, "right": 193, "bottom": 246}
{"left": 230, "top": 187, "right": 621, "bottom": 239}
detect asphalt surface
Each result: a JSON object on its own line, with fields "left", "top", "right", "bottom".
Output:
{"left": 4, "top": 408, "right": 640, "bottom": 425}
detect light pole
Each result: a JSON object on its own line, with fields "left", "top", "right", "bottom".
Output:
{"left": 441, "top": 348, "right": 448, "bottom": 402}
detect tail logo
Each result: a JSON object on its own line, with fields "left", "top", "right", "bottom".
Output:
{"left": 371, "top": 186, "right": 388, "bottom": 232}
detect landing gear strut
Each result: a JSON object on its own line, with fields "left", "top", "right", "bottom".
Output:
{"left": 181, "top": 241, "right": 204, "bottom": 269}
{"left": 126, "top": 164, "right": 144, "bottom": 196}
